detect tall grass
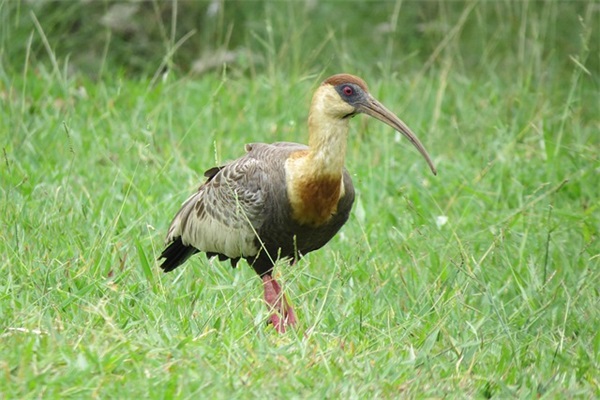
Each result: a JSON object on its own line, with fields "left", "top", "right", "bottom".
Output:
{"left": 1, "top": 1, "right": 598, "bottom": 397}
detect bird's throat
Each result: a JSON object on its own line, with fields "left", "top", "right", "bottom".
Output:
{"left": 307, "top": 98, "right": 351, "bottom": 176}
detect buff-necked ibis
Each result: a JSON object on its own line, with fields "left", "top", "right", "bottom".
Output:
{"left": 159, "top": 74, "right": 437, "bottom": 333}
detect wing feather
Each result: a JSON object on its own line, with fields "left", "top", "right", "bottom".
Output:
{"left": 165, "top": 153, "right": 268, "bottom": 259}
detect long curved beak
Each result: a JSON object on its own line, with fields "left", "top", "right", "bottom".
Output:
{"left": 358, "top": 96, "right": 437, "bottom": 175}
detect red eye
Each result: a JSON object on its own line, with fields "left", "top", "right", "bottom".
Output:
{"left": 343, "top": 86, "right": 354, "bottom": 96}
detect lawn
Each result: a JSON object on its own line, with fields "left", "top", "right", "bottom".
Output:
{"left": 1, "top": 1, "right": 598, "bottom": 398}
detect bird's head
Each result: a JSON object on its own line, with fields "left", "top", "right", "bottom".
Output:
{"left": 316, "top": 73, "right": 437, "bottom": 175}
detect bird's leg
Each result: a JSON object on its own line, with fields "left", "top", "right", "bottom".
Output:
{"left": 262, "top": 274, "right": 296, "bottom": 333}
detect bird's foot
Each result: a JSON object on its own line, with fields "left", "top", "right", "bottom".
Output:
{"left": 262, "top": 274, "right": 296, "bottom": 333}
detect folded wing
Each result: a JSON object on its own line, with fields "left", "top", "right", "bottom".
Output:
{"left": 160, "top": 153, "right": 268, "bottom": 271}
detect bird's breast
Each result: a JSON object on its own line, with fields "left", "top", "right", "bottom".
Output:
{"left": 285, "top": 153, "right": 345, "bottom": 227}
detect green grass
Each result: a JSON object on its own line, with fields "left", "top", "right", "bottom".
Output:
{"left": 1, "top": 1, "right": 599, "bottom": 398}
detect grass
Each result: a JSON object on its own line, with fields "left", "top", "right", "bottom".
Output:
{"left": 1, "top": 1, "right": 599, "bottom": 398}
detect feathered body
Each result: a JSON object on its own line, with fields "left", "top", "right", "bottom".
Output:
{"left": 160, "top": 142, "right": 355, "bottom": 277}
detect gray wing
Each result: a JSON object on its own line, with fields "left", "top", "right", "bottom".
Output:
{"left": 165, "top": 150, "right": 269, "bottom": 259}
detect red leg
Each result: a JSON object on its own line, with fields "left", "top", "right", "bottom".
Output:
{"left": 262, "top": 274, "right": 297, "bottom": 333}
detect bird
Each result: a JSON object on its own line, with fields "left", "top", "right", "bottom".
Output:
{"left": 158, "top": 73, "right": 437, "bottom": 333}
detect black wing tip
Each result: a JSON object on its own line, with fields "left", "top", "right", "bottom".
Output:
{"left": 158, "top": 237, "right": 198, "bottom": 273}
{"left": 159, "top": 239, "right": 243, "bottom": 273}
{"left": 203, "top": 166, "right": 224, "bottom": 179}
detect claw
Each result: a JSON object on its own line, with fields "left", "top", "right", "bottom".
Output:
{"left": 262, "top": 274, "right": 296, "bottom": 333}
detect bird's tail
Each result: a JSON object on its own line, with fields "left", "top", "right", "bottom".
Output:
{"left": 158, "top": 237, "right": 199, "bottom": 272}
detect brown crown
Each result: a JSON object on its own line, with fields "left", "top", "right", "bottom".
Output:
{"left": 322, "top": 74, "right": 369, "bottom": 92}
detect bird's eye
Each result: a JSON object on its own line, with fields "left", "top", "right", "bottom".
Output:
{"left": 342, "top": 86, "right": 354, "bottom": 96}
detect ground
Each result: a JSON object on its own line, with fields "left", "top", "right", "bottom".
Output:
{"left": 1, "top": 2, "right": 598, "bottom": 398}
